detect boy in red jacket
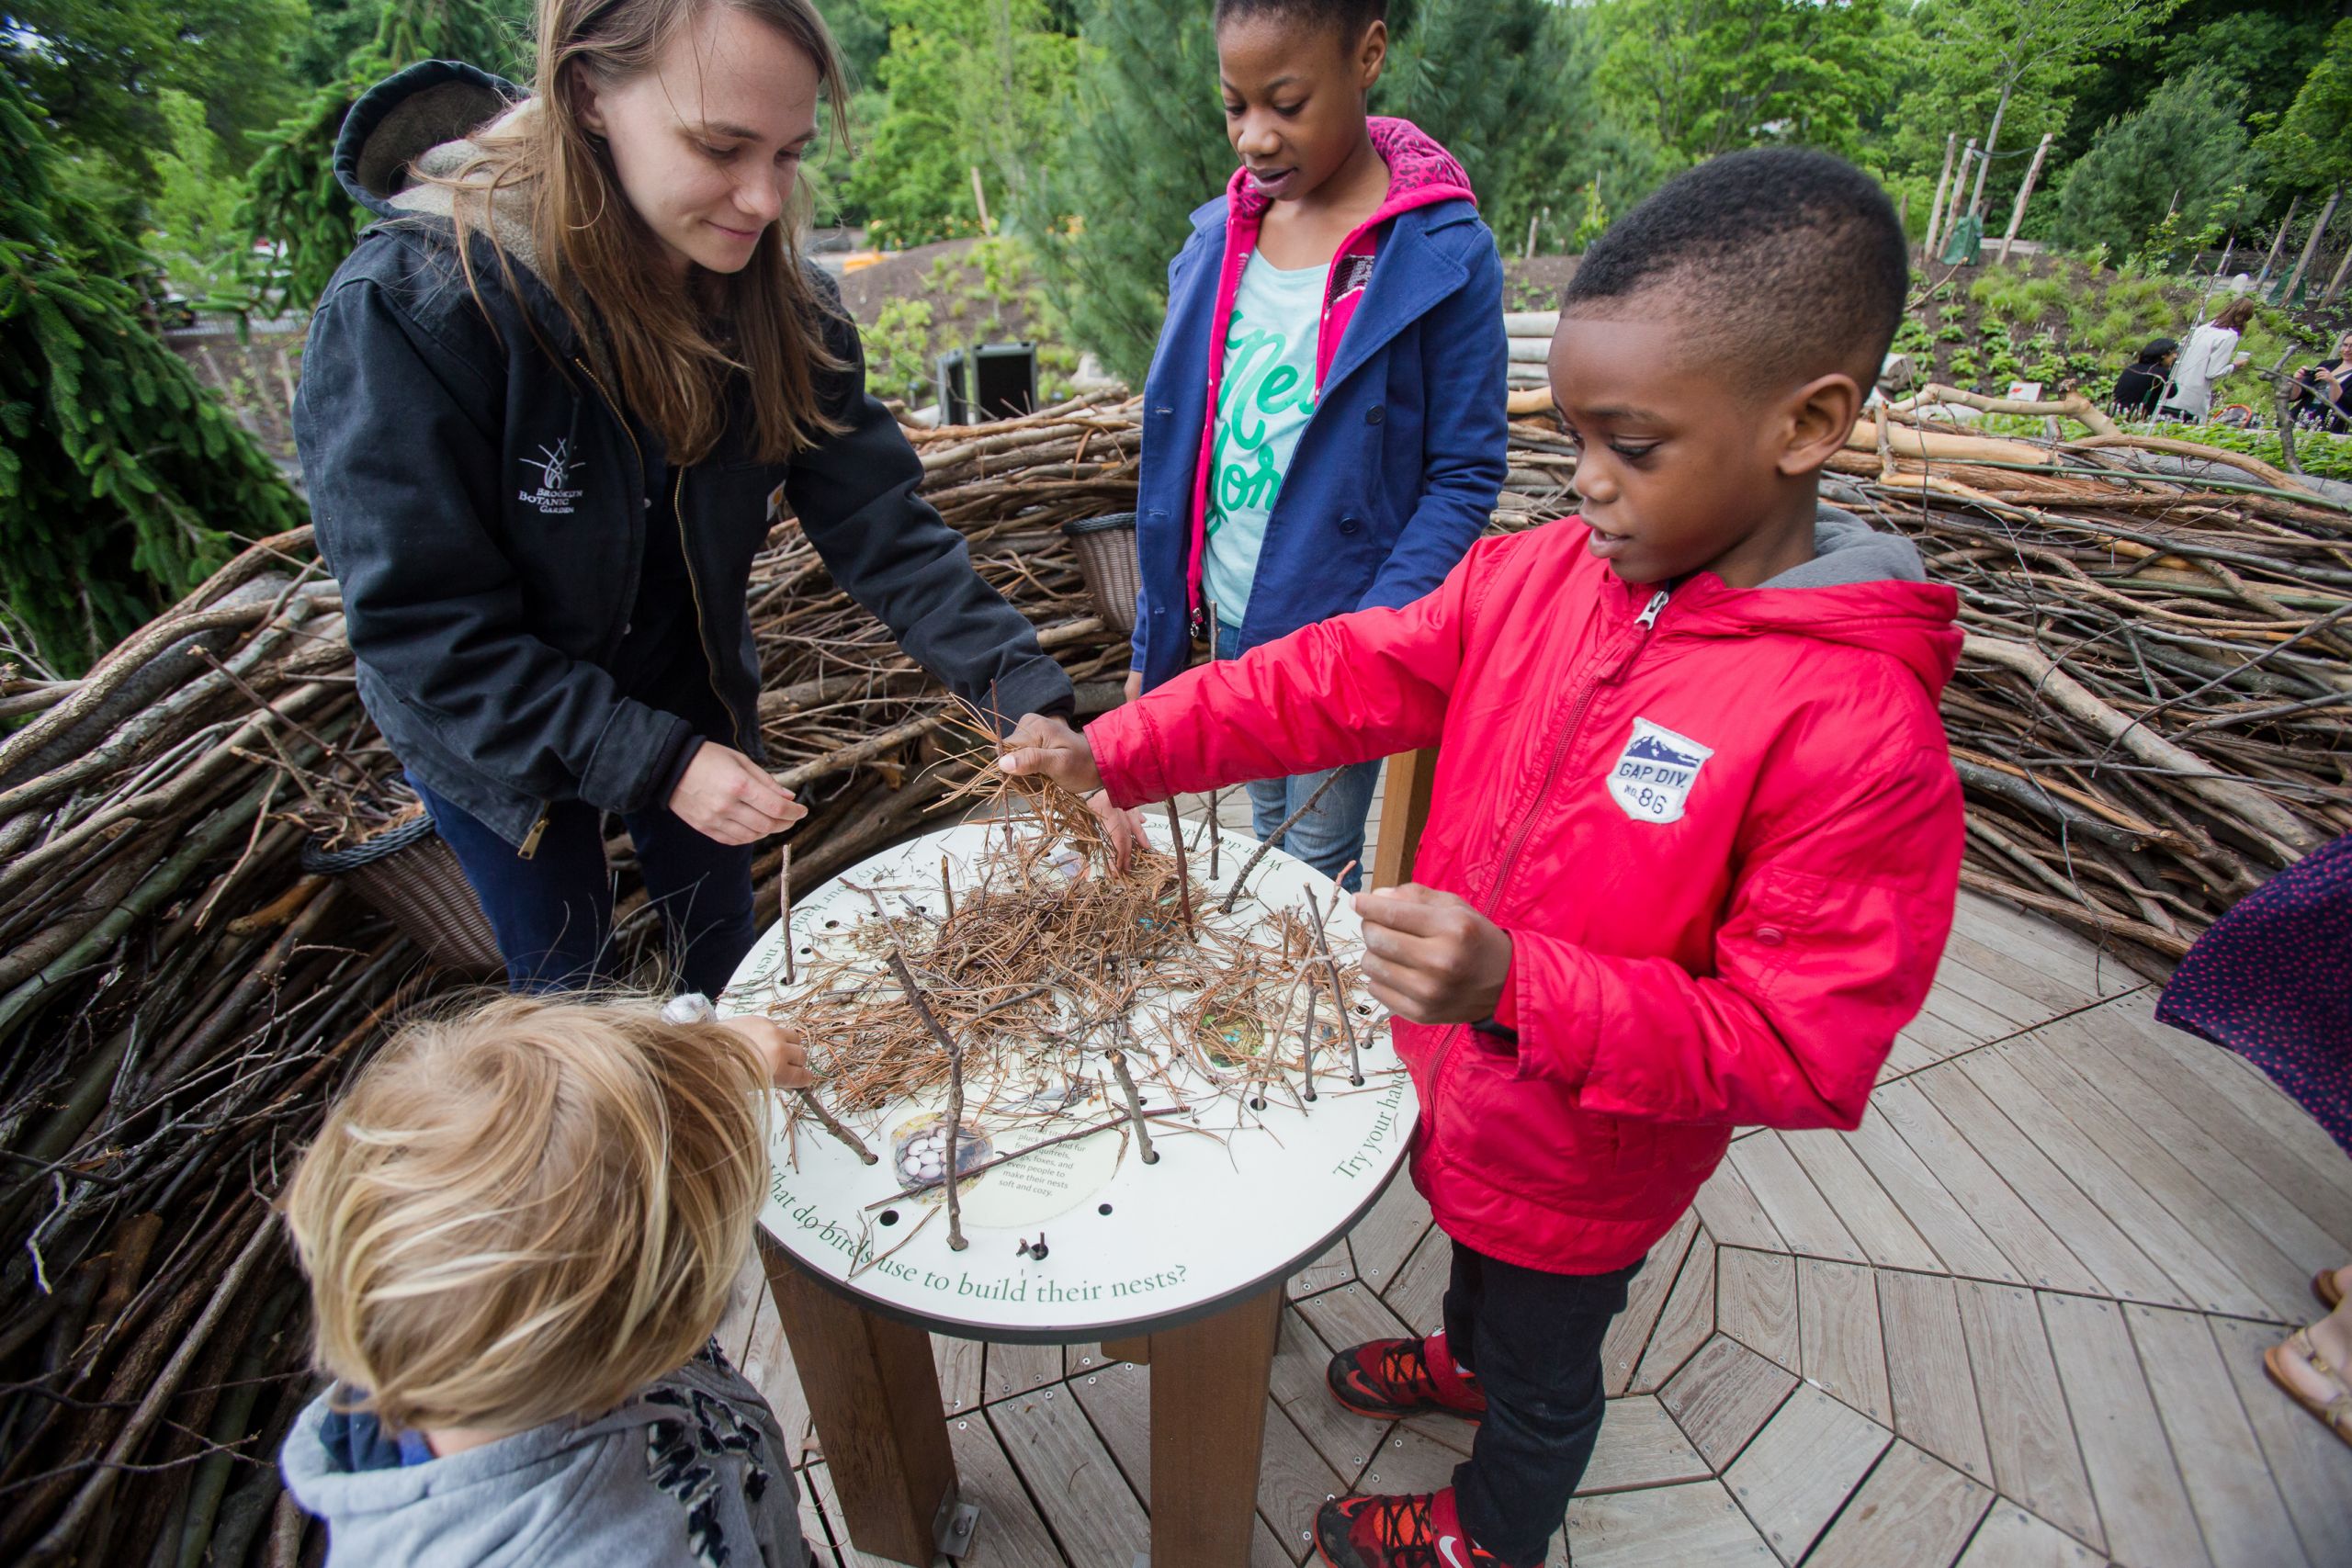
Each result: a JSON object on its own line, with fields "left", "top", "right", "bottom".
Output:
{"left": 1004, "top": 150, "right": 1964, "bottom": 1568}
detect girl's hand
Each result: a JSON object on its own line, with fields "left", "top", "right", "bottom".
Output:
{"left": 997, "top": 714, "right": 1104, "bottom": 795}
{"left": 671, "top": 745, "right": 807, "bottom": 844}
{"left": 1351, "top": 884, "right": 1513, "bottom": 1024}
{"left": 1087, "top": 790, "right": 1146, "bottom": 873}
{"left": 718, "top": 1015, "right": 815, "bottom": 1090}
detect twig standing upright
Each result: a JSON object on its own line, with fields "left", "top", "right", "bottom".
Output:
{"left": 1163, "top": 798, "right": 1195, "bottom": 937}
{"left": 1220, "top": 768, "right": 1343, "bottom": 913}
{"left": 1105, "top": 1047, "right": 1159, "bottom": 1165}
{"left": 1303, "top": 891, "right": 1364, "bottom": 1086}
{"left": 887, "top": 949, "right": 970, "bottom": 1250}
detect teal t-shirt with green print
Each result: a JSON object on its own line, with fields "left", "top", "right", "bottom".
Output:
{"left": 1204, "top": 254, "right": 1323, "bottom": 627}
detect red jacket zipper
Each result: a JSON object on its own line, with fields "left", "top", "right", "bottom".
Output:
{"left": 1424, "top": 587, "right": 1670, "bottom": 1124}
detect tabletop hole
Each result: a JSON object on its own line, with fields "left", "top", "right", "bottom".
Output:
{"left": 1098, "top": 1202, "right": 1113, "bottom": 1215}
{"left": 1249, "top": 1096, "right": 1266, "bottom": 1110}
{"left": 823, "top": 919, "right": 841, "bottom": 929}
{"left": 878, "top": 1210, "right": 900, "bottom": 1226}
{"left": 1354, "top": 1003, "right": 1373, "bottom": 1015}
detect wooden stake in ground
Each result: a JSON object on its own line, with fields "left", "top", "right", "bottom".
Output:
{"left": 1996, "top": 133, "right": 2053, "bottom": 266}
{"left": 1942, "top": 140, "right": 1978, "bottom": 247}
{"left": 2283, "top": 182, "right": 2342, "bottom": 304}
{"left": 885, "top": 949, "right": 969, "bottom": 1250}
{"left": 2257, "top": 193, "right": 2301, "bottom": 287}
{"left": 1926, "top": 131, "right": 1957, "bottom": 258}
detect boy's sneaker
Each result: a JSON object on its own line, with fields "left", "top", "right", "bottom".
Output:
{"left": 1326, "top": 1331, "right": 1487, "bottom": 1421}
{"left": 1315, "top": 1486, "right": 1530, "bottom": 1568}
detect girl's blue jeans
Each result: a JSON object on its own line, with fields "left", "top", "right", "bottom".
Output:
{"left": 1215, "top": 624, "right": 1382, "bottom": 891}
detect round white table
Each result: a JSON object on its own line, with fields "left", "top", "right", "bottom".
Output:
{"left": 724, "top": 814, "right": 1418, "bottom": 1566}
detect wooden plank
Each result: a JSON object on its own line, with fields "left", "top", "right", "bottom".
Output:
{"left": 1953, "top": 1502, "right": 2109, "bottom": 1568}
{"left": 989, "top": 1382, "right": 1150, "bottom": 1565}
{"left": 1797, "top": 1258, "right": 1894, "bottom": 1427}
{"left": 1721, "top": 1382, "right": 1892, "bottom": 1564}
{"left": 1380, "top": 1223, "right": 1450, "bottom": 1336}
{"left": 1069, "top": 1357, "right": 1151, "bottom": 1500}
{"left": 2039, "top": 1291, "right": 2211, "bottom": 1568}
{"left": 1725, "top": 1135, "right": 1866, "bottom": 1264}
{"left": 1909, "top": 1065, "right": 2186, "bottom": 1305}
{"left": 2000, "top": 1031, "right": 2316, "bottom": 1320}
{"left": 1931, "top": 948, "right": 2053, "bottom": 1030}
{"left": 1961, "top": 1044, "right": 2274, "bottom": 1319}
{"left": 1780, "top": 1129, "right": 1945, "bottom": 1272}
{"left": 2207, "top": 1314, "right": 2352, "bottom": 1568}
{"left": 1270, "top": 1303, "right": 1391, "bottom": 1483}
{"left": 1842, "top": 1105, "right": 2025, "bottom": 1285}
{"left": 1359, "top": 1423, "right": 1468, "bottom": 1495}
{"left": 1344, "top": 1171, "right": 1433, "bottom": 1292}
{"left": 2046, "top": 1010, "right": 2352, "bottom": 1257}
{"left": 2101, "top": 991, "right": 2352, "bottom": 1208}
{"left": 1289, "top": 1236, "right": 1355, "bottom": 1301}
{"left": 1714, "top": 1247, "right": 1800, "bottom": 1371}
{"left": 1948, "top": 893, "right": 2140, "bottom": 1003}
{"left": 932, "top": 1335, "right": 982, "bottom": 1415}
{"left": 1580, "top": 1394, "right": 1713, "bottom": 1495}
{"left": 1295, "top": 1280, "right": 1415, "bottom": 1357}
{"left": 740, "top": 1273, "right": 816, "bottom": 1462}
{"left": 717, "top": 1244, "right": 765, "bottom": 1363}
{"left": 1951, "top": 1280, "right": 2101, "bottom": 1551}
{"left": 1882, "top": 1029, "right": 1942, "bottom": 1081}
{"left": 1692, "top": 1158, "right": 1790, "bottom": 1254}
{"left": 1600, "top": 1212, "right": 1702, "bottom": 1396}
{"left": 2126, "top": 1303, "right": 2312, "bottom": 1568}
{"left": 1870, "top": 1077, "right": 2106, "bottom": 1296}
{"left": 1659, "top": 1334, "right": 1797, "bottom": 1472}
{"left": 1563, "top": 1479, "right": 1776, "bottom": 1567}
{"left": 1254, "top": 1513, "right": 1297, "bottom": 1568}
{"left": 982, "top": 1340, "right": 1067, "bottom": 1404}
{"left": 1632, "top": 1232, "right": 1717, "bottom": 1393}
{"left": 1940, "top": 924, "right": 2104, "bottom": 1016}
{"left": 946, "top": 1411, "right": 1073, "bottom": 1568}
{"left": 1804, "top": 1441, "right": 1993, "bottom": 1568}
{"left": 1249, "top": 1396, "right": 1344, "bottom": 1565}
{"left": 1898, "top": 1003, "right": 1984, "bottom": 1065}
{"left": 1152, "top": 1282, "right": 1286, "bottom": 1568}
{"left": 1877, "top": 1269, "right": 1993, "bottom": 1484}
{"left": 793, "top": 1461, "right": 845, "bottom": 1567}
{"left": 1913, "top": 984, "right": 2022, "bottom": 1050}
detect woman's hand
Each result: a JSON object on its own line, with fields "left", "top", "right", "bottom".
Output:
{"left": 670, "top": 745, "right": 807, "bottom": 844}
{"left": 997, "top": 714, "right": 1104, "bottom": 795}
{"left": 718, "top": 1015, "right": 814, "bottom": 1090}
{"left": 1124, "top": 671, "right": 1145, "bottom": 705}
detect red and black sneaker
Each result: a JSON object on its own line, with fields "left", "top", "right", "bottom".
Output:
{"left": 1326, "top": 1330, "right": 1487, "bottom": 1422}
{"left": 1315, "top": 1486, "right": 1521, "bottom": 1568}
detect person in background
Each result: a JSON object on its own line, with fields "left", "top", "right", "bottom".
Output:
{"left": 2110, "top": 337, "right": 2177, "bottom": 419}
{"left": 1123, "top": 0, "right": 1508, "bottom": 891}
{"left": 2157, "top": 296, "right": 2257, "bottom": 422}
{"left": 278, "top": 994, "right": 819, "bottom": 1564}
{"left": 1007, "top": 150, "right": 1961, "bottom": 1568}
{"left": 2290, "top": 329, "right": 2352, "bottom": 434}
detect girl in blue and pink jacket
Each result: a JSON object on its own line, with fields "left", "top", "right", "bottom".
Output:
{"left": 1125, "top": 0, "right": 1508, "bottom": 888}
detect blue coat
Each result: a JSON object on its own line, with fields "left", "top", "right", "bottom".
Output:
{"left": 1129, "top": 195, "right": 1509, "bottom": 689}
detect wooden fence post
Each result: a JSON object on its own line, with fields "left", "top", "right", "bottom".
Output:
{"left": 1941, "top": 141, "right": 1978, "bottom": 255}
{"left": 2282, "top": 184, "right": 2342, "bottom": 304}
{"left": 2256, "top": 193, "right": 2301, "bottom": 288}
{"left": 1925, "top": 133, "right": 1957, "bottom": 258}
{"left": 1996, "top": 133, "right": 2054, "bottom": 266}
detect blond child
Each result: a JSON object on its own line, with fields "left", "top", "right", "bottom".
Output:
{"left": 277, "top": 995, "right": 813, "bottom": 1566}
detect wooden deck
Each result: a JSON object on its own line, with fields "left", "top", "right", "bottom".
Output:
{"left": 729, "top": 794, "right": 2352, "bottom": 1568}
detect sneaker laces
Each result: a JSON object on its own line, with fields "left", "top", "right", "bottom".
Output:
{"left": 1374, "top": 1337, "right": 1439, "bottom": 1397}
{"left": 1352, "top": 1492, "right": 1450, "bottom": 1567}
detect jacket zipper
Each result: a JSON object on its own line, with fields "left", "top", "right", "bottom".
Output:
{"left": 1427, "top": 588, "right": 1671, "bottom": 1109}
{"left": 673, "top": 468, "right": 741, "bottom": 750}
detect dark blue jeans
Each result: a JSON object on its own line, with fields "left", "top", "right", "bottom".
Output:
{"left": 1444, "top": 1240, "right": 1642, "bottom": 1565}
{"left": 412, "top": 773, "right": 756, "bottom": 998}
{"left": 1214, "top": 624, "right": 1382, "bottom": 891}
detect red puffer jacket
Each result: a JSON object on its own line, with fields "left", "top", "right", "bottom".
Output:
{"left": 1089, "top": 517, "right": 1966, "bottom": 1273}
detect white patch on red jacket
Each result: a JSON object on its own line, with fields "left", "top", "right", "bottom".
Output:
{"left": 1608, "top": 717, "right": 1714, "bottom": 825}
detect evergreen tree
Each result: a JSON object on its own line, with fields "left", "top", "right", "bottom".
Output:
{"left": 2255, "top": 17, "right": 2352, "bottom": 198}
{"left": 242, "top": 0, "right": 528, "bottom": 314}
{"left": 2052, "top": 62, "right": 2261, "bottom": 254}
{"left": 1591, "top": 0, "right": 1896, "bottom": 164}
{"left": 0, "top": 73, "right": 305, "bottom": 671}
{"left": 1020, "top": 0, "right": 1228, "bottom": 384}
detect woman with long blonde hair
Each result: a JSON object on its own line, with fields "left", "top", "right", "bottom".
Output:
{"left": 297, "top": 0, "right": 1082, "bottom": 995}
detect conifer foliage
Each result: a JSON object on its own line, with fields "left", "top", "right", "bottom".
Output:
{"left": 0, "top": 74, "right": 305, "bottom": 672}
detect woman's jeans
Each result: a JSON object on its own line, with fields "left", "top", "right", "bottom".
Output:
{"left": 1215, "top": 624, "right": 1382, "bottom": 891}
{"left": 411, "top": 773, "right": 756, "bottom": 998}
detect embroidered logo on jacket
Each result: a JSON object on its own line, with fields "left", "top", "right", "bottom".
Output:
{"left": 518, "top": 440, "right": 584, "bottom": 515}
{"left": 1608, "top": 718, "right": 1713, "bottom": 825}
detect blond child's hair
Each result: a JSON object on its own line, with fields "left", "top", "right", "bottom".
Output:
{"left": 280, "top": 994, "right": 773, "bottom": 1434}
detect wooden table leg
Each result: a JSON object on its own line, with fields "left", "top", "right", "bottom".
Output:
{"left": 1372, "top": 749, "right": 1438, "bottom": 889}
{"left": 759, "top": 1232, "right": 956, "bottom": 1566}
{"left": 1148, "top": 1282, "right": 1285, "bottom": 1566}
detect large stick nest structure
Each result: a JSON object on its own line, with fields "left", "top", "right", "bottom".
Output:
{"left": 0, "top": 387, "right": 2346, "bottom": 1562}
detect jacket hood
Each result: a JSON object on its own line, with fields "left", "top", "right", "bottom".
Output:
{"left": 1613, "top": 507, "right": 1961, "bottom": 699}
{"left": 277, "top": 1386, "right": 647, "bottom": 1560}
{"left": 1226, "top": 116, "right": 1475, "bottom": 226}
{"left": 334, "top": 60, "right": 542, "bottom": 276}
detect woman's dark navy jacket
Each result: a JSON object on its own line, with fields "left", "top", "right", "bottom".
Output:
{"left": 1128, "top": 179, "right": 1510, "bottom": 690}
{"left": 295, "top": 62, "right": 1070, "bottom": 849}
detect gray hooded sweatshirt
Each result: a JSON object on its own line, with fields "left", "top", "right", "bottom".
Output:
{"left": 1758, "top": 507, "right": 1928, "bottom": 591}
{"left": 279, "top": 1341, "right": 807, "bottom": 1567}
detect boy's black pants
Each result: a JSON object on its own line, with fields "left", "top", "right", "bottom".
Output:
{"left": 1443, "top": 1240, "right": 1642, "bottom": 1566}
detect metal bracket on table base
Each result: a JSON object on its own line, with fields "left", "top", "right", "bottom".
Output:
{"left": 933, "top": 1488, "right": 980, "bottom": 1558}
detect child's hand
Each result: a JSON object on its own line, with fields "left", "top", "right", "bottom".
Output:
{"left": 719, "top": 1016, "right": 814, "bottom": 1090}
{"left": 997, "top": 714, "right": 1104, "bottom": 795}
{"left": 1351, "top": 885, "right": 1513, "bottom": 1025}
